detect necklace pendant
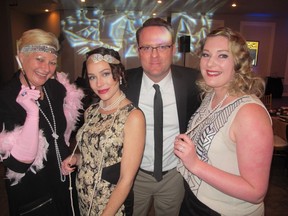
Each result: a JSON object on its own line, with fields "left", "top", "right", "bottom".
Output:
{"left": 52, "top": 132, "right": 59, "bottom": 140}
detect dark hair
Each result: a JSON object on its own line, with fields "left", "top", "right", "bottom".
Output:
{"left": 85, "top": 47, "right": 127, "bottom": 86}
{"left": 197, "top": 27, "right": 265, "bottom": 98}
{"left": 136, "top": 17, "right": 175, "bottom": 45}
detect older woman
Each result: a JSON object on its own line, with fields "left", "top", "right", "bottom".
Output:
{"left": 174, "top": 27, "right": 273, "bottom": 216}
{"left": 0, "top": 29, "right": 83, "bottom": 215}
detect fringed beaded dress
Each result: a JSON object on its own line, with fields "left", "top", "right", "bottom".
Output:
{"left": 76, "top": 103, "right": 137, "bottom": 215}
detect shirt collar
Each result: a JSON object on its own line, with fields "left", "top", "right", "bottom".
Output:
{"left": 142, "top": 70, "right": 172, "bottom": 90}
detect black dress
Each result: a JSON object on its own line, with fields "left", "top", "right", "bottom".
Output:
{"left": 0, "top": 72, "right": 80, "bottom": 216}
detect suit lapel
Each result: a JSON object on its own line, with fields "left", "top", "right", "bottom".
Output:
{"left": 171, "top": 68, "right": 188, "bottom": 133}
{"left": 126, "top": 67, "right": 143, "bottom": 106}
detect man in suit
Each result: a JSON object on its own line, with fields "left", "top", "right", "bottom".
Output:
{"left": 123, "top": 17, "right": 200, "bottom": 216}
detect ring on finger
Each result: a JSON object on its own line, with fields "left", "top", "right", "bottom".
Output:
{"left": 21, "top": 91, "right": 27, "bottom": 96}
{"left": 179, "top": 146, "right": 184, "bottom": 152}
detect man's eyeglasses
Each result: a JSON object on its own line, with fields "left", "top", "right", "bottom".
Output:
{"left": 138, "top": 45, "right": 173, "bottom": 53}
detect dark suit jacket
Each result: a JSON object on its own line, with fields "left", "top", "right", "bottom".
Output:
{"left": 123, "top": 65, "right": 201, "bottom": 133}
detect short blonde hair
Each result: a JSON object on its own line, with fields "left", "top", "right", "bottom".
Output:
{"left": 17, "top": 29, "right": 59, "bottom": 55}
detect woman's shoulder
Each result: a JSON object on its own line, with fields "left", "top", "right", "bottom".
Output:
{"left": 124, "top": 103, "right": 145, "bottom": 122}
{"left": 86, "top": 103, "right": 99, "bottom": 113}
{"left": 232, "top": 95, "right": 265, "bottom": 109}
{"left": 0, "top": 72, "right": 20, "bottom": 92}
{"left": 121, "top": 102, "right": 143, "bottom": 114}
{"left": 232, "top": 95, "right": 271, "bottom": 123}
{"left": 0, "top": 74, "right": 21, "bottom": 104}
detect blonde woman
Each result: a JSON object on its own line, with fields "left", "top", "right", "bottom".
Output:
{"left": 175, "top": 27, "right": 273, "bottom": 216}
{"left": 0, "top": 29, "right": 83, "bottom": 215}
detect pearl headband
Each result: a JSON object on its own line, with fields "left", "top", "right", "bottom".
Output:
{"left": 20, "top": 45, "right": 58, "bottom": 56}
{"left": 88, "top": 53, "right": 120, "bottom": 64}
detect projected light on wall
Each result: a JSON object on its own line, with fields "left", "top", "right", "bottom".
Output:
{"left": 60, "top": 0, "right": 227, "bottom": 67}
{"left": 61, "top": 9, "right": 149, "bottom": 57}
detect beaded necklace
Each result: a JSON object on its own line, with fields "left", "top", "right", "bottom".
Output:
{"left": 69, "top": 105, "right": 120, "bottom": 216}
{"left": 185, "top": 92, "right": 229, "bottom": 136}
{"left": 99, "top": 91, "right": 126, "bottom": 111}
{"left": 38, "top": 87, "right": 65, "bottom": 182}
{"left": 67, "top": 92, "right": 126, "bottom": 215}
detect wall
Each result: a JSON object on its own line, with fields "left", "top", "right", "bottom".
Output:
{"left": 4, "top": 8, "right": 288, "bottom": 96}
{"left": 0, "top": 0, "right": 15, "bottom": 84}
{"left": 212, "top": 14, "right": 288, "bottom": 95}
{"left": 10, "top": 10, "right": 61, "bottom": 71}
{"left": 10, "top": 10, "right": 34, "bottom": 58}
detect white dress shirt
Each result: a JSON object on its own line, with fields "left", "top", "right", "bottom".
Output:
{"left": 138, "top": 71, "right": 180, "bottom": 171}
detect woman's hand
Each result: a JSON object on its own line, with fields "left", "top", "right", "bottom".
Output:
{"left": 16, "top": 85, "right": 40, "bottom": 117}
{"left": 174, "top": 134, "right": 199, "bottom": 172}
{"left": 10, "top": 86, "right": 40, "bottom": 163}
{"left": 61, "top": 154, "right": 79, "bottom": 175}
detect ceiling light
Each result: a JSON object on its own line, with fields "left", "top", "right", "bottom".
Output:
{"left": 81, "top": 0, "right": 85, "bottom": 2}
{"left": 232, "top": 3, "right": 237, "bottom": 7}
{"left": 157, "top": 0, "right": 162, "bottom": 3}
{"left": 153, "top": 13, "right": 157, "bottom": 16}
{"left": 44, "top": 9, "right": 49, "bottom": 12}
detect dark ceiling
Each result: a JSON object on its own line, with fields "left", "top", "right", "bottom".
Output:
{"left": 8, "top": 0, "right": 288, "bottom": 18}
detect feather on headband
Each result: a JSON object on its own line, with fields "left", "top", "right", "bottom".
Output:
{"left": 88, "top": 53, "right": 120, "bottom": 64}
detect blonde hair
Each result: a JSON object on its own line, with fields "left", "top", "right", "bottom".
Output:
{"left": 17, "top": 29, "right": 59, "bottom": 55}
{"left": 197, "top": 27, "right": 265, "bottom": 98}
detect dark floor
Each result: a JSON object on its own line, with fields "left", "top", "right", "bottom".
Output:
{"left": 1, "top": 159, "right": 287, "bottom": 216}
{"left": 1, "top": 97, "right": 288, "bottom": 216}
{"left": 265, "top": 157, "right": 288, "bottom": 216}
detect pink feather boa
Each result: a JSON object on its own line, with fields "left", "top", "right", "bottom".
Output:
{"left": 57, "top": 72, "right": 84, "bottom": 146}
{"left": 0, "top": 72, "right": 84, "bottom": 185}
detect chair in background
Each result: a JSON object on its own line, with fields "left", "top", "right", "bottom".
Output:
{"left": 273, "top": 136, "right": 288, "bottom": 175}
{"left": 272, "top": 117, "right": 288, "bottom": 175}
{"left": 261, "top": 93, "right": 272, "bottom": 110}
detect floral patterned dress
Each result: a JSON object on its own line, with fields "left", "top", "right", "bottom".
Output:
{"left": 76, "top": 103, "right": 136, "bottom": 215}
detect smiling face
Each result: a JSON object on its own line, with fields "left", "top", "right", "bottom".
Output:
{"left": 200, "top": 36, "right": 235, "bottom": 92}
{"left": 19, "top": 51, "right": 57, "bottom": 88}
{"left": 138, "top": 26, "right": 175, "bottom": 83}
{"left": 86, "top": 60, "right": 121, "bottom": 105}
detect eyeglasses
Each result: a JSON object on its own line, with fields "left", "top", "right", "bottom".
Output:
{"left": 138, "top": 45, "right": 173, "bottom": 53}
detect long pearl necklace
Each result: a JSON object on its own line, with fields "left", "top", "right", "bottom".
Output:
{"left": 69, "top": 105, "right": 121, "bottom": 216}
{"left": 185, "top": 92, "right": 229, "bottom": 136}
{"left": 99, "top": 91, "right": 126, "bottom": 111}
{"left": 38, "top": 87, "right": 66, "bottom": 182}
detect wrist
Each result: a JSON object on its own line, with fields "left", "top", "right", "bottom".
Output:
{"left": 27, "top": 111, "right": 39, "bottom": 119}
{"left": 26, "top": 115, "right": 39, "bottom": 121}
{"left": 189, "top": 158, "right": 202, "bottom": 175}
{"left": 74, "top": 154, "right": 81, "bottom": 166}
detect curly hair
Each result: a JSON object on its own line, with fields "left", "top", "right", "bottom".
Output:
{"left": 197, "top": 27, "right": 265, "bottom": 98}
{"left": 85, "top": 47, "right": 127, "bottom": 86}
{"left": 17, "top": 29, "right": 59, "bottom": 54}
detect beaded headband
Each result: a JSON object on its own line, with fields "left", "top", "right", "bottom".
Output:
{"left": 88, "top": 53, "right": 120, "bottom": 64}
{"left": 20, "top": 45, "right": 58, "bottom": 56}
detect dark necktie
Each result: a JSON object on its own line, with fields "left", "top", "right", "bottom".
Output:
{"left": 153, "top": 84, "right": 163, "bottom": 181}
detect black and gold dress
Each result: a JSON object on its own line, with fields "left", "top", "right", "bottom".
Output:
{"left": 76, "top": 103, "right": 136, "bottom": 215}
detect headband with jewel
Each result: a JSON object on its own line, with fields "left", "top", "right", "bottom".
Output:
{"left": 88, "top": 53, "right": 120, "bottom": 64}
{"left": 20, "top": 45, "right": 58, "bottom": 56}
